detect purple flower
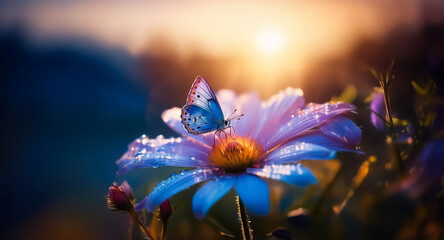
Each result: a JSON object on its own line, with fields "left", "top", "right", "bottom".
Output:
{"left": 106, "top": 181, "right": 134, "bottom": 213}
{"left": 420, "top": 138, "right": 444, "bottom": 180}
{"left": 370, "top": 91, "right": 387, "bottom": 131}
{"left": 117, "top": 88, "right": 362, "bottom": 219}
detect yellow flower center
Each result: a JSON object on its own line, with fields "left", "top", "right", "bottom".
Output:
{"left": 209, "top": 136, "right": 264, "bottom": 173}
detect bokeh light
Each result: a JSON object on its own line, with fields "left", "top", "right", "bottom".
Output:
{"left": 256, "top": 28, "right": 286, "bottom": 54}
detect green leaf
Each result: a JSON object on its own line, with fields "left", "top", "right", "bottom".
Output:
{"left": 411, "top": 81, "right": 429, "bottom": 96}
{"left": 332, "top": 85, "right": 357, "bottom": 103}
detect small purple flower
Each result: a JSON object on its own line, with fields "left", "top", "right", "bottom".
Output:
{"left": 370, "top": 91, "right": 387, "bottom": 131}
{"left": 117, "top": 88, "right": 362, "bottom": 219}
{"left": 420, "top": 138, "right": 444, "bottom": 180}
{"left": 106, "top": 181, "right": 134, "bottom": 213}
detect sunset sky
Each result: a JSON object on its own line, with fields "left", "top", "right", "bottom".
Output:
{"left": 0, "top": 0, "right": 431, "bottom": 94}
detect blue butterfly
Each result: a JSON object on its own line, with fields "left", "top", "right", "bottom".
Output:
{"left": 181, "top": 76, "right": 243, "bottom": 137}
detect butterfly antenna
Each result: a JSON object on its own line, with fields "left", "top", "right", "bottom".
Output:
{"left": 228, "top": 109, "right": 244, "bottom": 121}
{"left": 227, "top": 109, "right": 238, "bottom": 119}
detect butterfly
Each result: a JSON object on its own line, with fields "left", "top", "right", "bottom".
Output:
{"left": 181, "top": 76, "right": 243, "bottom": 139}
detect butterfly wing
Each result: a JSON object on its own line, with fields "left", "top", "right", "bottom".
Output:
{"left": 180, "top": 76, "right": 226, "bottom": 135}
{"left": 185, "top": 76, "right": 224, "bottom": 121}
{"left": 181, "top": 105, "right": 219, "bottom": 134}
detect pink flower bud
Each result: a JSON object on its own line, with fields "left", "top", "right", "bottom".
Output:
{"left": 106, "top": 181, "right": 134, "bottom": 213}
{"left": 159, "top": 199, "right": 172, "bottom": 221}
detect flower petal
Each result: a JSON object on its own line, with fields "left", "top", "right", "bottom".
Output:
{"left": 216, "top": 90, "right": 238, "bottom": 117}
{"left": 134, "top": 197, "right": 147, "bottom": 212}
{"left": 264, "top": 142, "right": 336, "bottom": 165}
{"left": 141, "top": 168, "right": 219, "bottom": 212}
{"left": 247, "top": 164, "right": 317, "bottom": 186}
{"left": 294, "top": 130, "right": 363, "bottom": 153}
{"left": 230, "top": 92, "right": 262, "bottom": 136}
{"left": 116, "top": 135, "right": 212, "bottom": 175}
{"left": 192, "top": 175, "right": 235, "bottom": 219}
{"left": 162, "top": 107, "right": 214, "bottom": 147}
{"left": 370, "top": 92, "right": 386, "bottom": 131}
{"left": 252, "top": 88, "right": 305, "bottom": 141}
{"left": 319, "top": 116, "right": 362, "bottom": 146}
{"left": 120, "top": 181, "right": 134, "bottom": 199}
{"left": 235, "top": 174, "right": 270, "bottom": 215}
{"left": 264, "top": 102, "right": 356, "bottom": 149}
{"left": 420, "top": 138, "right": 444, "bottom": 179}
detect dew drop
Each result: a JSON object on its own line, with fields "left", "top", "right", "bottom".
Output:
{"left": 155, "top": 147, "right": 165, "bottom": 153}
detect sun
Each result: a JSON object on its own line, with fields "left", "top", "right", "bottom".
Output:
{"left": 256, "top": 28, "right": 286, "bottom": 54}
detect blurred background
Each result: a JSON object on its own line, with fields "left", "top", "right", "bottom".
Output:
{"left": 0, "top": 0, "right": 443, "bottom": 239}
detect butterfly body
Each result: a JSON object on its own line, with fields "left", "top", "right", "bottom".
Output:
{"left": 181, "top": 76, "right": 230, "bottom": 135}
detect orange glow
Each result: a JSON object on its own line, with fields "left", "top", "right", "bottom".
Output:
{"left": 1, "top": 0, "right": 424, "bottom": 94}
{"left": 256, "top": 28, "right": 286, "bottom": 54}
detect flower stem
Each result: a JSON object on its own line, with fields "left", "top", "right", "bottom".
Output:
{"left": 381, "top": 71, "right": 405, "bottom": 177}
{"left": 236, "top": 195, "right": 253, "bottom": 240}
{"left": 129, "top": 207, "right": 155, "bottom": 240}
{"left": 161, "top": 221, "right": 168, "bottom": 240}
{"left": 311, "top": 164, "right": 342, "bottom": 214}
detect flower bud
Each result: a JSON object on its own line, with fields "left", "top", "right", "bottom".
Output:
{"left": 370, "top": 92, "right": 386, "bottom": 131}
{"left": 159, "top": 199, "right": 172, "bottom": 221}
{"left": 420, "top": 139, "right": 444, "bottom": 180}
{"left": 106, "top": 181, "right": 134, "bottom": 213}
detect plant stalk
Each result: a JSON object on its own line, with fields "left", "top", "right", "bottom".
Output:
{"left": 129, "top": 208, "right": 155, "bottom": 240}
{"left": 161, "top": 221, "right": 168, "bottom": 240}
{"left": 382, "top": 76, "right": 405, "bottom": 177}
{"left": 236, "top": 195, "right": 252, "bottom": 240}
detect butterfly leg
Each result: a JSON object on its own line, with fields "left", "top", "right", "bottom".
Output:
{"left": 213, "top": 131, "right": 218, "bottom": 147}
{"left": 225, "top": 126, "right": 236, "bottom": 140}
{"left": 216, "top": 129, "right": 227, "bottom": 145}
{"left": 230, "top": 126, "right": 237, "bottom": 139}
{"left": 222, "top": 129, "right": 229, "bottom": 144}
{"left": 213, "top": 130, "right": 225, "bottom": 146}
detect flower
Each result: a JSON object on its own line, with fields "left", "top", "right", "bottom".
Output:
{"left": 419, "top": 138, "right": 444, "bottom": 180}
{"left": 117, "top": 88, "right": 362, "bottom": 219}
{"left": 370, "top": 91, "right": 386, "bottom": 131}
{"left": 160, "top": 199, "right": 173, "bottom": 222}
{"left": 106, "top": 181, "right": 134, "bottom": 213}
